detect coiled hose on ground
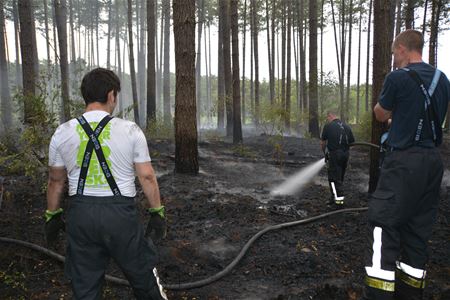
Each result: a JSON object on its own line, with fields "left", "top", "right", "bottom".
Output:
{"left": 0, "top": 207, "right": 368, "bottom": 290}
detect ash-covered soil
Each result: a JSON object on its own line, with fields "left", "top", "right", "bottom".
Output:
{"left": 1, "top": 133, "right": 449, "bottom": 300}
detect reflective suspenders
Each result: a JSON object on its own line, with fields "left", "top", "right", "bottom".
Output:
{"left": 76, "top": 115, "right": 121, "bottom": 196}
{"left": 402, "top": 68, "right": 442, "bottom": 146}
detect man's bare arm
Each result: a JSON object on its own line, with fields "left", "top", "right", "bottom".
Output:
{"left": 320, "top": 140, "right": 326, "bottom": 152}
{"left": 135, "top": 162, "right": 161, "bottom": 209}
{"left": 47, "top": 167, "right": 67, "bottom": 211}
{"left": 374, "top": 103, "right": 392, "bottom": 122}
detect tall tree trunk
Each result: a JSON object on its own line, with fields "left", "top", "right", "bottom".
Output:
{"left": 339, "top": 0, "right": 346, "bottom": 120}
{"left": 204, "top": 23, "right": 210, "bottom": 124}
{"left": 0, "top": 0, "right": 12, "bottom": 129}
{"left": 173, "top": 0, "right": 199, "bottom": 174}
{"left": 308, "top": 0, "right": 319, "bottom": 137}
{"left": 44, "top": 0, "right": 51, "bottom": 72}
{"left": 54, "top": 0, "right": 71, "bottom": 123}
{"left": 221, "top": 0, "right": 232, "bottom": 136}
{"left": 422, "top": 0, "right": 428, "bottom": 36}
{"left": 281, "top": 1, "right": 286, "bottom": 117}
{"left": 365, "top": 0, "right": 373, "bottom": 112}
{"left": 369, "top": 0, "right": 395, "bottom": 193}
{"left": 294, "top": 1, "right": 300, "bottom": 119}
{"left": 241, "top": 0, "right": 247, "bottom": 125}
{"left": 207, "top": 24, "right": 212, "bottom": 124}
{"left": 285, "top": 4, "right": 291, "bottom": 133}
{"left": 231, "top": 0, "right": 242, "bottom": 143}
{"left": 345, "top": 0, "right": 353, "bottom": 122}
{"left": 299, "top": 0, "right": 306, "bottom": 114}
{"left": 251, "top": 0, "right": 259, "bottom": 126}
{"left": 320, "top": 0, "right": 324, "bottom": 117}
{"left": 163, "top": 0, "right": 171, "bottom": 124}
{"left": 271, "top": 0, "right": 275, "bottom": 105}
{"left": 147, "top": 0, "right": 156, "bottom": 124}
{"left": 68, "top": 0, "right": 75, "bottom": 64}
{"left": 127, "top": 0, "right": 140, "bottom": 124}
{"left": 250, "top": 18, "right": 254, "bottom": 121}
{"left": 395, "top": 0, "right": 402, "bottom": 39}
{"left": 115, "top": 0, "right": 122, "bottom": 113}
{"left": 106, "top": 0, "right": 112, "bottom": 68}
{"left": 52, "top": 1, "right": 58, "bottom": 72}
{"left": 196, "top": 0, "right": 204, "bottom": 127}
{"left": 157, "top": 5, "right": 164, "bottom": 112}
{"left": 356, "top": 0, "right": 363, "bottom": 122}
{"left": 18, "top": 0, "right": 39, "bottom": 124}
{"left": 95, "top": 1, "right": 99, "bottom": 66}
{"left": 404, "top": 0, "right": 415, "bottom": 29}
{"left": 13, "top": 0, "right": 21, "bottom": 89}
{"left": 217, "top": 1, "right": 225, "bottom": 130}
{"left": 428, "top": 0, "right": 441, "bottom": 68}
{"left": 138, "top": 0, "right": 146, "bottom": 125}
{"left": 265, "top": 0, "right": 273, "bottom": 104}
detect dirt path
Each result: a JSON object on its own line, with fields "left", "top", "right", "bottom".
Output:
{"left": 0, "top": 135, "right": 449, "bottom": 299}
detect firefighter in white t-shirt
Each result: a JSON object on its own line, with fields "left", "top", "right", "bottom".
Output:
{"left": 45, "top": 68, "right": 168, "bottom": 300}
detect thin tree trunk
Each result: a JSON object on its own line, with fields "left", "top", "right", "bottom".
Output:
{"left": 207, "top": 24, "right": 212, "bottom": 124}
{"left": 231, "top": 0, "right": 242, "bottom": 143}
{"left": 293, "top": 1, "right": 300, "bottom": 118}
{"left": 173, "top": 0, "right": 199, "bottom": 174}
{"left": 222, "top": 0, "right": 233, "bottom": 137}
{"left": 422, "top": 0, "right": 428, "bottom": 36}
{"left": 106, "top": 0, "right": 112, "bottom": 68}
{"left": 395, "top": 0, "right": 402, "bottom": 39}
{"left": 428, "top": 0, "right": 441, "bottom": 68}
{"left": 0, "top": 0, "right": 12, "bottom": 129}
{"left": 138, "top": 0, "right": 146, "bottom": 125}
{"left": 69, "top": 0, "right": 75, "bottom": 64}
{"left": 265, "top": 0, "right": 273, "bottom": 104}
{"left": 147, "top": 0, "right": 156, "bottom": 124}
{"left": 115, "top": 0, "right": 122, "bottom": 113}
{"left": 320, "top": 0, "right": 324, "bottom": 117}
{"left": 127, "top": 0, "right": 140, "bottom": 124}
{"left": 163, "top": 0, "right": 171, "bottom": 124}
{"left": 356, "top": 0, "right": 363, "bottom": 122}
{"left": 369, "top": 0, "right": 395, "bottom": 193}
{"left": 271, "top": 0, "right": 275, "bottom": 104}
{"left": 251, "top": 0, "right": 259, "bottom": 126}
{"left": 13, "top": 0, "right": 21, "bottom": 88}
{"left": 281, "top": 1, "right": 286, "bottom": 119}
{"left": 217, "top": 1, "right": 225, "bottom": 130}
{"left": 158, "top": 5, "right": 164, "bottom": 111}
{"left": 250, "top": 17, "right": 254, "bottom": 121}
{"left": 285, "top": 3, "right": 291, "bottom": 133}
{"left": 365, "top": 0, "right": 373, "bottom": 112}
{"left": 308, "top": 0, "right": 319, "bottom": 137}
{"left": 299, "top": 0, "right": 306, "bottom": 114}
{"left": 241, "top": 0, "right": 247, "bottom": 125}
{"left": 44, "top": 0, "right": 51, "bottom": 72}
{"left": 54, "top": 0, "right": 71, "bottom": 123}
{"left": 345, "top": 0, "right": 353, "bottom": 122}
{"left": 203, "top": 22, "right": 210, "bottom": 125}
{"left": 196, "top": 0, "right": 204, "bottom": 127}
{"left": 339, "top": 0, "right": 346, "bottom": 120}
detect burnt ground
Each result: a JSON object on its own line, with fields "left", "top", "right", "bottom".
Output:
{"left": 0, "top": 132, "right": 449, "bottom": 300}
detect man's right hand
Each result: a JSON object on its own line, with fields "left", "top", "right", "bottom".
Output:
{"left": 146, "top": 206, "right": 167, "bottom": 243}
{"left": 45, "top": 208, "right": 65, "bottom": 247}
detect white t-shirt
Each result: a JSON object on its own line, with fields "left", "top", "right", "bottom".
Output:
{"left": 48, "top": 110, "right": 151, "bottom": 197}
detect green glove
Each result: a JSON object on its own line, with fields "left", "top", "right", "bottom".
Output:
{"left": 145, "top": 206, "right": 167, "bottom": 243}
{"left": 44, "top": 208, "right": 65, "bottom": 247}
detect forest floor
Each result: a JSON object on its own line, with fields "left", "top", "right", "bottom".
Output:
{"left": 0, "top": 130, "right": 449, "bottom": 300}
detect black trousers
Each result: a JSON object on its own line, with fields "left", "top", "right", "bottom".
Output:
{"left": 363, "top": 147, "right": 443, "bottom": 300}
{"left": 327, "top": 149, "right": 349, "bottom": 201}
{"left": 65, "top": 195, "right": 167, "bottom": 300}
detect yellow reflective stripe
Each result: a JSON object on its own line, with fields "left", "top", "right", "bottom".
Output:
{"left": 365, "top": 276, "right": 395, "bottom": 292}
{"left": 397, "top": 270, "right": 426, "bottom": 289}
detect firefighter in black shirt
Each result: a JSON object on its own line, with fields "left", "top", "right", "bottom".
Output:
{"left": 320, "top": 111, "right": 355, "bottom": 205}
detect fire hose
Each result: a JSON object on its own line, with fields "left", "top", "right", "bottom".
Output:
{"left": 0, "top": 207, "right": 367, "bottom": 290}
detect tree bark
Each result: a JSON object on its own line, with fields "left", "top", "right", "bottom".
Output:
{"left": 106, "top": 0, "right": 112, "bottom": 68}
{"left": 395, "top": 0, "right": 402, "bottom": 39}
{"left": 365, "top": 0, "right": 373, "bottom": 112}
{"left": 147, "top": 0, "right": 156, "bottom": 123}
{"left": 217, "top": 1, "right": 225, "bottom": 130}
{"left": 308, "top": 0, "right": 319, "bottom": 137}
{"left": 196, "top": 0, "right": 204, "bottom": 127}
{"left": 251, "top": 0, "right": 259, "bottom": 126}
{"left": 428, "top": 0, "right": 441, "bottom": 68}
{"left": 231, "top": 0, "right": 242, "bottom": 143}
{"left": 54, "top": 0, "right": 71, "bottom": 123}
{"left": 285, "top": 3, "right": 291, "bottom": 133}
{"left": 127, "top": 0, "right": 140, "bottom": 124}
{"left": 68, "top": 0, "right": 75, "bottom": 64}
{"left": 138, "top": 0, "right": 146, "bottom": 125}
{"left": 221, "top": 0, "right": 233, "bottom": 136}
{"left": 44, "top": 0, "right": 51, "bottom": 70}
{"left": 173, "top": 0, "right": 199, "bottom": 174}
{"left": 0, "top": 0, "right": 12, "bottom": 129}
{"left": 345, "top": 0, "right": 353, "bottom": 122}
{"left": 281, "top": 0, "right": 286, "bottom": 119}
{"left": 404, "top": 0, "right": 415, "bottom": 29}
{"left": 115, "top": 0, "right": 122, "bottom": 113}
{"left": 369, "top": 0, "right": 395, "bottom": 193}
{"left": 356, "top": 0, "right": 363, "bottom": 122}
{"left": 163, "top": 0, "right": 171, "bottom": 124}
{"left": 265, "top": 0, "right": 274, "bottom": 104}
{"left": 18, "top": 0, "right": 39, "bottom": 124}
{"left": 299, "top": 0, "right": 306, "bottom": 114}
{"left": 12, "top": 0, "right": 21, "bottom": 89}
{"left": 241, "top": 0, "right": 247, "bottom": 125}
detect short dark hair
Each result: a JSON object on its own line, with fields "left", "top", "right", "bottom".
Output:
{"left": 393, "top": 29, "right": 424, "bottom": 54}
{"left": 80, "top": 68, "right": 121, "bottom": 105}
